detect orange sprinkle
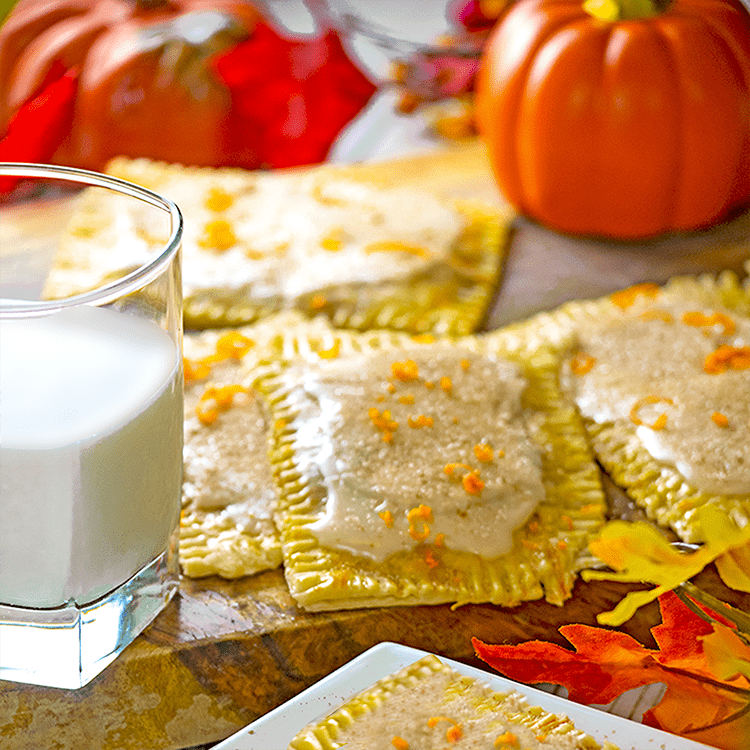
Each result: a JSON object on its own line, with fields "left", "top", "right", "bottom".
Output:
{"left": 711, "top": 412, "right": 730, "bottom": 427}
{"left": 379, "top": 510, "right": 395, "bottom": 528}
{"left": 317, "top": 340, "right": 340, "bottom": 359}
{"left": 639, "top": 309, "right": 673, "bottom": 323}
{"left": 198, "top": 219, "right": 236, "bottom": 251}
{"left": 651, "top": 413, "right": 668, "bottom": 430}
{"left": 408, "top": 504, "right": 434, "bottom": 524}
{"left": 196, "top": 384, "right": 248, "bottom": 425}
{"left": 392, "top": 738, "right": 409, "bottom": 750}
{"left": 561, "top": 514, "right": 574, "bottom": 530}
{"left": 412, "top": 334, "right": 435, "bottom": 343}
{"left": 387, "top": 383, "right": 397, "bottom": 394}
{"left": 580, "top": 503, "right": 602, "bottom": 514}
{"left": 569, "top": 351, "right": 596, "bottom": 376}
{"left": 204, "top": 186, "right": 234, "bottom": 212}
{"left": 629, "top": 395, "right": 674, "bottom": 430}
{"left": 444, "top": 463, "right": 472, "bottom": 477}
{"left": 495, "top": 732, "right": 519, "bottom": 747}
{"left": 474, "top": 443, "right": 494, "bottom": 463}
{"left": 398, "top": 394, "right": 415, "bottom": 405}
{"left": 184, "top": 358, "right": 211, "bottom": 383}
{"left": 557, "top": 540, "right": 568, "bottom": 550}
{"left": 434, "top": 533, "right": 445, "bottom": 547}
{"left": 382, "top": 431, "right": 394, "bottom": 444}
{"left": 610, "top": 282, "right": 660, "bottom": 309}
{"left": 424, "top": 549, "right": 439, "bottom": 569}
{"left": 682, "top": 310, "right": 736, "bottom": 336}
{"left": 319, "top": 227, "right": 345, "bottom": 251}
{"left": 184, "top": 332, "right": 254, "bottom": 383}
{"left": 408, "top": 414, "right": 434, "bottom": 428}
{"left": 215, "top": 331, "right": 254, "bottom": 360}
{"left": 536, "top": 734, "right": 548, "bottom": 742}
{"left": 409, "top": 522, "right": 430, "bottom": 542}
{"left": 391, "top": 359, "right": 420, "bottom": 381}
{"left": 528, "top": 520, "right": 540, "bottom": 533}
{"left": 310, "top": 294, "right": 327, "bottom": 310}
{"left": 440, "top": 376, "right": 453, "bottom": 392}
{"left": 462, "top": 471, "right": 484, "bottom": 496}
{"left": 460, "top": 359, "right": 471, "bottom": 370}
{"left": 369, "top": 408, "right": 399, "bottom": 432}
{"left": 704, "top": 345, "right": 750, "bottom": 374}
{"left": 428, "top": 717, "right": 463, "bottom": 742}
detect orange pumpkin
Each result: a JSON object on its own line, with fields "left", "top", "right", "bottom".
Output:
{"left": 475, "top": 0, "right": 750, "bottom": 239}
{"left": 0, "top": 0, "right": 260, "bottom": 170}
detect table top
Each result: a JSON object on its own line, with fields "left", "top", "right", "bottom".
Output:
{"left": 1, "top": 133, "right": 748, "bottom": 750}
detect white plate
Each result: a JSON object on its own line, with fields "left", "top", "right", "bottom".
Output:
{"left": 213, "top": 641, "right": 711, "bottom": 750}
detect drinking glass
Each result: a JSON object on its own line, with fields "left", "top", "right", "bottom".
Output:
{"left": 0, "top": 163, "right": 183, "bottom": 689}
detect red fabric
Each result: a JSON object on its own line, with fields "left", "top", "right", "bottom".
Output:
{"left": 0, "top": 65, "right": 78, "bottom": 194}
{"left": 214, "top": 22, "right": 376, "bottom": 169}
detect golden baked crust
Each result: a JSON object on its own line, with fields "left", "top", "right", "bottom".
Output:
{"left": 45, "top": 158, "right": 510, "bottom": 335}
{"left": 179, "top": 313, "right": 324, "bottom": 578}
{"left": 506, "top": 273, "right": 750, "bottom": 543}
{"left": 258, "top": 327, "right": 606, "bottom": 612}
{"left": 288, "top": 655, "right": 609, "bottom": 749}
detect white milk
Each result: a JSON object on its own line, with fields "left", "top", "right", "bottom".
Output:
{"left": 0, "top": 305, "right": 182, "bottom": 609}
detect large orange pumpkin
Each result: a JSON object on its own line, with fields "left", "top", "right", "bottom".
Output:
{"left": 0, "top": 0, "right": 260, "bottom": 170}
{"left": 475, "top": 0, "right": 750, "bottom": 239}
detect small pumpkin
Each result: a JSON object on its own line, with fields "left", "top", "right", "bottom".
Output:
{"left": 476, "top": 0, "right": 750, "bottom": 239}
{"left": 0, "top": 0, "right": 260, "bottom": 170}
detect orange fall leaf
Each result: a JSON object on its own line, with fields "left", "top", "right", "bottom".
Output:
{"left": 473, "top": 592, "right": 750, "bottom": 750}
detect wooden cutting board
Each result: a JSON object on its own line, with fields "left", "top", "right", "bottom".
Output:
{"left": 1, "top": 141, "right": 748, "bottom": 750}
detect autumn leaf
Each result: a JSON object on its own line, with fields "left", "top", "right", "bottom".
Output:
{"left": 581, "top": 505, "right": 750, "bottom": 626}
{"left": 473, "top": 592, "right": 750, "bottom": 750}
{"left": 715, "top": 543, "right": 750, "bottom": 594}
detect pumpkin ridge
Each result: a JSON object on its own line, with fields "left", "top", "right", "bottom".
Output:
{"left": 516, "top": 11, "right": 591, "bottom": 215}
{"left": 523, "top": 17, "right": 613, "bottom": 232}
{"left": 6, "top": 14, "right": 110, "bottom": 119}
{"left": 603, "top": 18, "right": 683, "bottom": 233}
{"left": 670, "top": 9, "right": 750, "bottom": 229}
{"left": 478, "top": 0, "right": 591, "bottom": 216}
{"left": 0, "top": 2, "right": 88, "bottom": 128}
{"left": 684, "top": 1, "right": 750, "bottom": 213}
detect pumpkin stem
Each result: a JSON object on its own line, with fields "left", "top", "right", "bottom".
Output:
{"left": 583, "top": 0, "right": 669, "bottom": 21}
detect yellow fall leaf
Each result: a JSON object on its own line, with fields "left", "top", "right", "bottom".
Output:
{"left": 700, "top": 624, "right": 750, "bottom": 682}
{"left": 583, "top": 506, "right": 750, "bottom": 626}
{"left": 714, "top": 544, "right": 750, "bottom": 594}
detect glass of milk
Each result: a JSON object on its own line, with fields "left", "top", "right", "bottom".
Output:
{"left": 0, "top": 163, "right": 183, "bottom": 689}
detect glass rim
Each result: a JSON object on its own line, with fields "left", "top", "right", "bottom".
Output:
{"left": 0, "top": 162, "right": 183, "bottom": 318}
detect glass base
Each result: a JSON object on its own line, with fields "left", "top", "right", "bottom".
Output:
{"left": 0, "top": 549, "right": 178, "bottom": 689}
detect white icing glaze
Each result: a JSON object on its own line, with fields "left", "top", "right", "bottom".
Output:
{"left": 284, "top": 346, "right": 545, "bottom": 561}
{"left": 83, "top": 171, "right": 466, "bottom": 301}
{"left": 568, "top": 301, "right": 750, "bottom": 495}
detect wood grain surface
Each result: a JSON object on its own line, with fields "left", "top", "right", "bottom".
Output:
{"left": 1, "top": 140, "right": 748, "bottom": 750}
